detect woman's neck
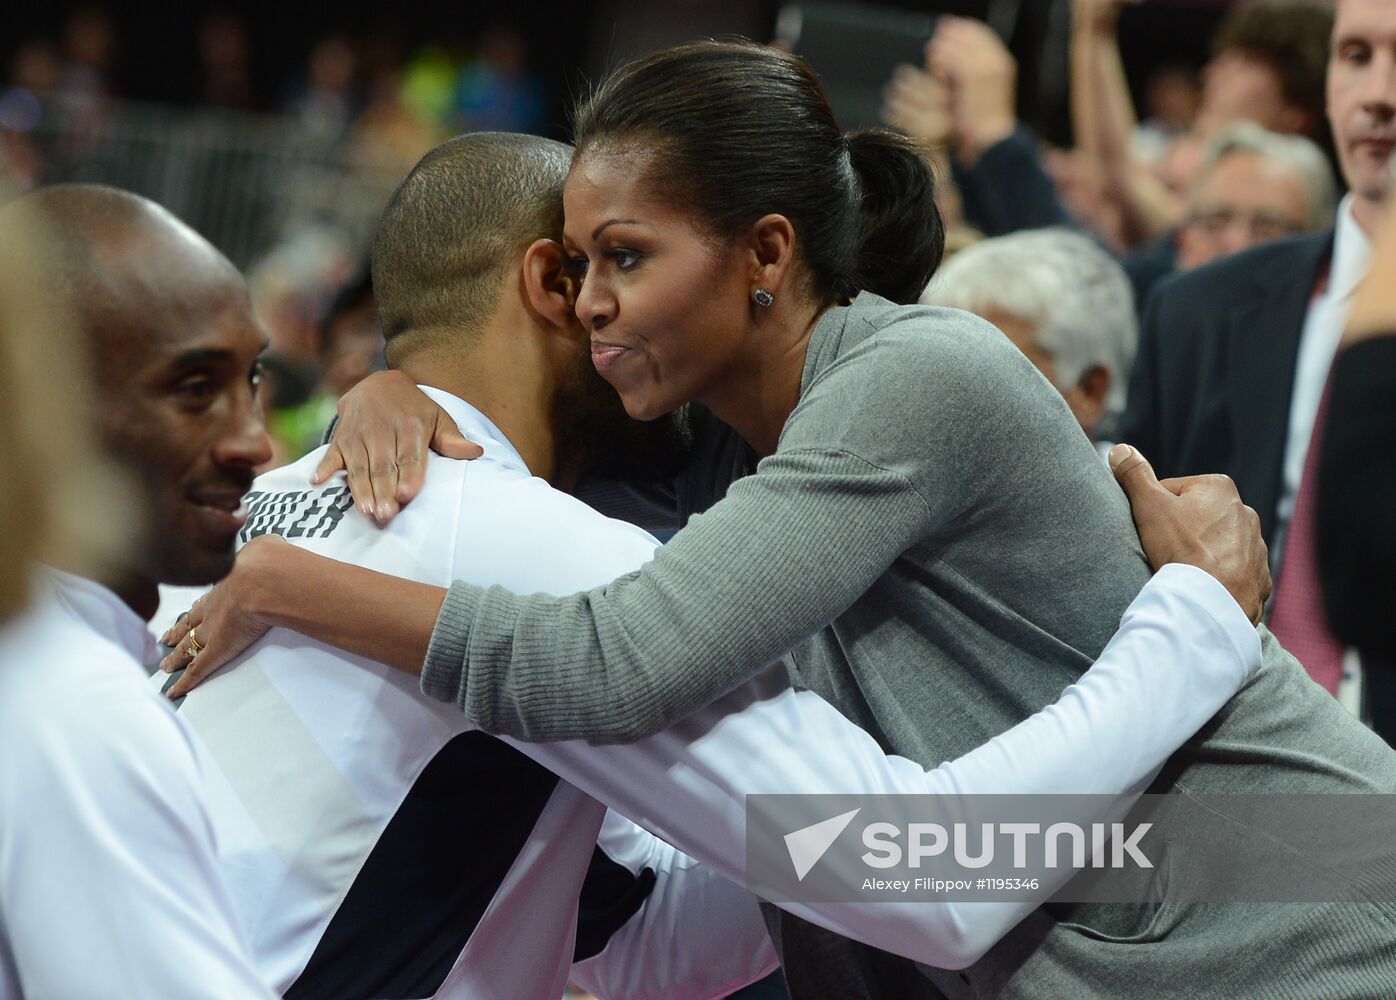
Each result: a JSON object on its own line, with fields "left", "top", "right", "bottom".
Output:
{"left": 701, "top": 298, "right": 832, "bottom": 457}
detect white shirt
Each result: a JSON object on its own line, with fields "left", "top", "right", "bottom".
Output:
{"left": 0, "top": 572, "right": 273, "bottom": 1000}
{"left": 157, "top": 386, "right": 1262, "bottom": 993}
{"left": 1279, "top": 195, "right": 1373, "bottom": 546}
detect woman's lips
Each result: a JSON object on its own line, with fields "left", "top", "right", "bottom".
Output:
{"left": 591, "top": 342, "right": 631, "bottom": 373}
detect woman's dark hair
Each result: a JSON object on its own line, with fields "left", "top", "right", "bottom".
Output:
{"left": 572, "top": 40, "right": 944, "bottom": 306}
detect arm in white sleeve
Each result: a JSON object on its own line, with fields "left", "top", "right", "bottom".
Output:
{"left": 516, "top": 563, "right": 1260, "bottom": 970}
{"left": 570, "top": 812, "right": 778, "bottom": 1000}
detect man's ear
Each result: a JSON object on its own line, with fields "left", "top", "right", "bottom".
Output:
{"left": 1067, "top": 364, "right": 1111, "bottom": 434}
{"left": 522, "top": 239, "right": 580, "bottom": 333}
{"left": 746, "top": 214, "right": 797, "bottom": 298}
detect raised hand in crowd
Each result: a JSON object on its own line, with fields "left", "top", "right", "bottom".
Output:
{"left": 882, "top": 65, "right": 951, "bottom": 158}
{"left": 924, "top": 17, "right": 1019, "bottom": 168}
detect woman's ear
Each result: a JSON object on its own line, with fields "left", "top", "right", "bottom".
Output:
{"left": 747, "top": 214, "right": 797, "bottom": 295}
{"left": 523, "top": 239, "right": 580, "bottom": 330}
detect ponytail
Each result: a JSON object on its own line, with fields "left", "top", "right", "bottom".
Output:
{"left": 844, "top": 129, "right": 944, "bottom": 305}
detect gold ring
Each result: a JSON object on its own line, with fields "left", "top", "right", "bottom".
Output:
{"left": 187, "top": 627, "right": 205, "bottom": 657}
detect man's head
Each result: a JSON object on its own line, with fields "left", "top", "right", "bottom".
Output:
{"left": 373, "top": 132, "right": 686, "bottom": 486}
{"left": 1, "top": 185, "right": 271, "bottom": 611}
{"left": 1178, "top": 122, "right": 1336, "bottom": 270}
{"left": 922, "top": 229, "right": 1136, "bottom": 439}
{"left": 1198, "top": 0, "right": 1333, "bottom": 139}
{"left": 1328, "top": 0, "right": 1396, "bottom": 229}
{"left": 373, "top": 132, "right": 572, "bottom": 367}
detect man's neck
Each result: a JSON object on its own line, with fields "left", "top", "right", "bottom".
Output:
{"left": 51, "top": 552, "right": 158, "bottom": 622}
{"left": 1351, "top": 193, "right": 1387, "bottom": 240}
{"left": 397, "top": 320, "right": 562, "bottom": 484}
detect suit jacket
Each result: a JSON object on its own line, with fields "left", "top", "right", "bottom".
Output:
{"left": 1119, "top": 231, "right": 1333, "bottom": 547}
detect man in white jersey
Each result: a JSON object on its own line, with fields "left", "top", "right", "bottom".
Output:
{"left": 0, "top": 186, "right": 277, "bottom": 998}
{"left": 160, "top": 133, "right": 1270, "bottom": 997}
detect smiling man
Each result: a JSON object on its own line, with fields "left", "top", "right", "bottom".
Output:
{"left": 0, "top": 184, "right": 276, "bottom": 997}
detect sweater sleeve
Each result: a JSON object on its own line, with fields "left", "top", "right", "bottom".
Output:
{"left": 423, "top": 444, "right": 934, "bottom": 742}
{"left": 421, "top": 309, "right": 1049, "bottom": 744}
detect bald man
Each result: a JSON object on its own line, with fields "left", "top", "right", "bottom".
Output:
{"left": 0, "top": 184, "right": 276, "bottom": 998}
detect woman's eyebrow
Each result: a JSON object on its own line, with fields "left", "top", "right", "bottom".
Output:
{"left": 592, "top": 218, "right": 649, "bottom": 240}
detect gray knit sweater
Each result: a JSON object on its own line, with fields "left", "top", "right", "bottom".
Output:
{"left": 424, "top": 294, "right": 1396, "bottom": 998}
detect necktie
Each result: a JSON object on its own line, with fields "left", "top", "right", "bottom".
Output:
{"left": 1269, "top": 377, "right": 1345, "bottom": 693}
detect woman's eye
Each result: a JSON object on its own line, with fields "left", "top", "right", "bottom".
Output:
{"left": 610, "top": 248, "right": 641, "bottom": 270}
{"left": 565, "top": 255, "right": 590, "bottom": 277}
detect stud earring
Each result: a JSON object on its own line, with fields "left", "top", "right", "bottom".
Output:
{"left": 752, "top": 288, "right": 774, "bottom": 307}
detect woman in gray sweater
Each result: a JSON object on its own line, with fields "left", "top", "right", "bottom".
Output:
{"left": 165, "top": 40, "right": 1396, "bottom": 1000}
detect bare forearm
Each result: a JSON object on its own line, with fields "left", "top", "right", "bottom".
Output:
{"left": 251, "top": 545, "right": 444, "bottom": 674}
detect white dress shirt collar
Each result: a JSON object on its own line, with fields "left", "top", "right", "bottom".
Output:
{"left": 42, "top": 568, "right": 160, "bottom": 665}
{"left": 417, "top": 385, "right": 531, "bottom": 477}
{"left": 1329, "top": 195, "right": 1373, "bottom": 302}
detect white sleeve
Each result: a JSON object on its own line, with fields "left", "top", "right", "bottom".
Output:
{"left": 513, "top": 563, "right": 1260, "bottom": 971}
{"left": 0, "top": 676, "right": 275, "bottom": 998}
{"left": 570, "top": 812, "right": 778, "bottom": 1000}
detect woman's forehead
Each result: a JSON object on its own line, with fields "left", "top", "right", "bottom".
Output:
{"left": 565, "top": 146, "right": 666, "bottom": 217}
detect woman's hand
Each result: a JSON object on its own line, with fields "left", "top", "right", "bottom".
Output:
{"left": 159, "top": 534, "right": 290, "bottom": 697}
{"left": 312, "top": 370, "right": 483, "bottom": 524}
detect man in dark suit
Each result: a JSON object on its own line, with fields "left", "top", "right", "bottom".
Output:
{"left": 1121, "top": 0, "right": 1395, "bottom": 727}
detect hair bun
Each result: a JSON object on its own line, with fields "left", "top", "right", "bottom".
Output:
{"left": 844, "top": 129, "right": 944, "bottom": 305}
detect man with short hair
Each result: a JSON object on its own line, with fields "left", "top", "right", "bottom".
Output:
{"left": 160, "top": 133, "right": 1274, "bottom": 998}
{"left": 1121, "top": 0, "right": 1396, "bottom": 713}
{"left": 0, "top": 184, "right": 277, "bottom": 998}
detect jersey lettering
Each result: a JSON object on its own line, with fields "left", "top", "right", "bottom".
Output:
{"left": 239, "top": 487, "right": 353, "bottom": 543}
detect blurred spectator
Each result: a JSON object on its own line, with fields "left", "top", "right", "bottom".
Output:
{"left": 0, "top": 41, "right": 62, "bottom": 190}
{"left": 246, "top": 223, "right": 357, "bottom": 362}
{"left": 1071, "top": 0, "right": 1333, "bottom": 248}
{"left": 1120, "top": 0, "right": 1395, "bottom": 712}
{"left": 260, "top": 267, "right": 383, "bottom": 467}
{"left": 351, "top": 35, "right": 440, "bottom": 175}
{"left": 1126, "top": 121, "right": 1335, "bottom": 302}
{"left": 198, "top": 12, "right": 257, "bottom": 110}
{"left": 288, "top": 35, "right": 360, "bottom": 140}
{"left": 1177, "top": 123, "right": 1335, "bottom": 271}
{"left": 457, "top": 27, "right": 546, "bottom": 134}
{"left": 923, "top": 228, "right": 1137, "bottom": 449}
{"left": 56, "top": 6, "right": 118, "bottom": 126}
{"left": 317, "top": 268, "right": 382, "bottom": 398}
{"left": 1141, "top": 64, "right": 1201, "bottom": 139}
{"left": 1196, "top": 0, "right": 1333, "bottom": 139}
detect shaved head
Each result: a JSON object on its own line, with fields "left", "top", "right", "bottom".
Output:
{"left": 5, "top": 184, "right": 250, "bottom": 381}
{"left": 372, "top": 132, "right": 574, "bottom": 365}
{"left": 0, "top": 184, "right": 271, "bottom": 615}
